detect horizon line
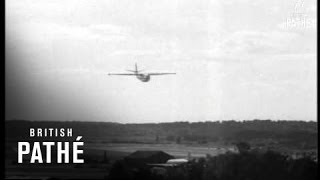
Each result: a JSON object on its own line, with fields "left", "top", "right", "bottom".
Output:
{"left": 5, "top": 118, "right": 317, "bottom": 124}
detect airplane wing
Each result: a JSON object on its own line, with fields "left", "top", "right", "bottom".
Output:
{"left": 108, "top": 73, "right": 136, "bottom": 76}
{"left": 148, "top": 73, "right": 176, "bottom": 76}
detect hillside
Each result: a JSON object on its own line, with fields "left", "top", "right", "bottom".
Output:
{"left": 5, "top": 120, "right": 317, "bottom": 151}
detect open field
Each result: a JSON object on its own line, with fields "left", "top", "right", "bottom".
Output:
{"left": 5, "top": 120, "right": 317, "bottom": 179}
{"left": 86, "top": 142, "right": 234, "bottom": 158}
{"left": 5, "top": 165, "right": 108, "bottom": 179}
{"left": 5, "top": 142, "right": 234, "bottom": 179}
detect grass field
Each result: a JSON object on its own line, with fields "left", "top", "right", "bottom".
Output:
{"left": 6, "top": 140, "right": 316, "bottom": 179}
{"left": 5, "top": 142, "right": 235, "bottom": 179}
{"left": 86, "top": 142, "right": 235, "bottom": 159}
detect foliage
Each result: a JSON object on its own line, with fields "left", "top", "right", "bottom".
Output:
{"left": 6, "top": 120, "right": 317, "bottom": 150}
{"left": 235, "top": 142, "right": 251, "bottom": 153}
{"left": 201, "top": 150, "right": 317, "bottom": 180}
{"left": 107, "top": 150, "right": 318, "bottom": 180}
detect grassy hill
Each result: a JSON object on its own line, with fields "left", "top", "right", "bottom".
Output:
{"left": 5, "top": 120, "right": 317, "bottom": 150}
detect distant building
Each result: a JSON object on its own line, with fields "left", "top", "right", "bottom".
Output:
{"left": 125, "top": 150, "right": 174, "bottom": 167}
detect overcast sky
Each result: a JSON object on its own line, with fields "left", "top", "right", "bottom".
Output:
{"left": 6, "top": 0, "right": 317, "bottom": 123}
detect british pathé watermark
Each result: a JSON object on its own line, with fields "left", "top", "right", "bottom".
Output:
{"left": 284, "top": 0, "right": 315, "bottom": 30}
{"left": 18, "top": 128, "right": 84, "bottom": 164}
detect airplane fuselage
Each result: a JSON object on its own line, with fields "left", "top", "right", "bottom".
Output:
{"left": 108, "top": 63, "right": 175, "bottom": 82}
{"left": 136, "top": 74, "right": 150, "bottom": 82}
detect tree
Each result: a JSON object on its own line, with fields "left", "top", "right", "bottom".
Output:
{"left": 103, "top": 151, "right": 109, "bottom": 163}
{"left": 176, "top": 136, "right": 181, "bottom": 144}
{"left": 235, "top": 142, "right": 251, "bottom": 153}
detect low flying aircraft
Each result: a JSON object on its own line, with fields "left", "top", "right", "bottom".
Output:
{"left": 108, "top": 63, "right": 176, "bottom": 82}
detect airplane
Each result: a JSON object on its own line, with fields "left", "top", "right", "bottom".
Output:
{"left": 108, "top": 63, "right": 176, "bottom": 82}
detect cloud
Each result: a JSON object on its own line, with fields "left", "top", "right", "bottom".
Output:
{"left": 211, "top": 30, "right": 315, "bottom": 57}
{"left": 5, "top": 0, "right": 317, "bottom": 122}
{"left": 7, "top": 21, "right": 130, "bottom": 44}
{"left": 89, "top": 24, "right": 132, "bottom": 37}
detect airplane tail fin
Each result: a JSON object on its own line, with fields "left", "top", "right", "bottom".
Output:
{"left": 135, "top": 63, "right": 138, "bottom": 73}
{"left": 126, "top": 63, "right": 143, "bottom": 74}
